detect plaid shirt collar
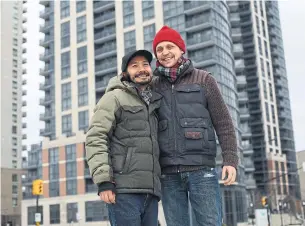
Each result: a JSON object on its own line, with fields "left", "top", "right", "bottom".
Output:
{"left": 156, "top": 56, "right": 191, "bottom": 83}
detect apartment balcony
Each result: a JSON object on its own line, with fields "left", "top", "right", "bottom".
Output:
{"left": 22, "top": 48, "right": 27, "bottom": 54}
{"left": 40, "top": 8, "right": 52, "bottom": 19}
{"left": 23, "top": 0, "right": 27, "bottom": 3}
{"left": 240, "top": 109, "right": 250, "bottom": 120}
{"left": 22, "top": 79, "right": 27, "bottom": 85}
{"left": 23, "top": 37, "right": 27, "bottom": 43}
{"left": 238, "top": 91, "right": 248, "bottom": 103}
{"left": 23, "top": 7, "right": 27, "bottom": 13}
{"left": 39, "top": 111, "right": 54, "bottom": 121}
{"left": 243, "top": 144, "right": 254, "bottom": 155}
{"left": 39, "top": 50, "right": 53, "bottom": 61}
{"left": 39, "top": 80, "right": 53, "bottom": 91}
{"left": 22, "top": 134, "right": 27, "bottom": 140}
{"left": 23, "top": 16, "right": 27, "bottom": 23}
{"left": 93, "top": 1, "right": 115, "bottom": 13}
{"left": 39, "top": 36, "right": 54, "bottom": 47}
{"left": 95, "top": 63, "right": 117, "bottom": 76}
{"left": 187, "top": 40, "right": 214, "bottom": 52}
{"left": 22, "top": 112, "right": 27, "bottom": 117}
{"left": 22, "top": 145, "right": 27, "bottom": 151}
{"left": 94, "top": 12, "right": 115, "bottom": 28}
{"left": 22, "top": 123, "right": 27, "bottom": 129}
{"left": 184, "top": 2, "right": 209, "bottom": 15}
{"left": 231, "top": 28, "right": 242, "bottom": 42}
{"left": 40, "top": 128, "right": 52, "bottom": 137}
{"left": 237, "top": 76, "right": 247, "bottom": 88}
{"left": 185, "top": 20, "right": 212, "bottom": 34}
{"left": 22, "top": 26, "right": 27, "bottom": 33}
{"left": 95, "top": 48, "right": 116, "bottom": 60}
{"left": 39, "top": 0, "right": 50, "bottom": 6}
{"left": 22, "top": 68, "right": 27, "bottom": 74}
{"left": 22, "top": 90, "right": 27, "bottom": 96}
{"left": 22, "top": 101, "right": 27, "bottom": 107}
{"left": 95, "top": 31, "right": 116, "bottom": 44}
{"left": 22, "top": 58, "right": 27, "bottom": 64}
{"left": 227, "top": 1, "right": 239, "bottom": 12}
{"left": 39, "top": 21, "right": 54, "bottom": 33}
{"left": 235, "top": 59, "right": 245, "bottom": 72}
{"left": 230, "top": 13, "right": 240, "bottom": 26}
{"left": 242, "top": 129, "right": 252, "bottom": 139}
{"left": 39, "top": 96, "right": 54, "bottom": 106}
{"left": 233, "top": 44, "right": 243, "bottom": 57}
{"left": 39, "top": 65, "right": 54, "bottom": 76}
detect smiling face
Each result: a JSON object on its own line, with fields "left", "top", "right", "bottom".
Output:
{"left": 126, "top": 55, "right": 152, "bottom": 86}
{"left": 155, "top": 41, "right": 184, "bottom": 68}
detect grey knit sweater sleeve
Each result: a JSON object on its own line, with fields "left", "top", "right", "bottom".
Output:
{"left": 204, "top": 73, "right": 239, "bottom": 169}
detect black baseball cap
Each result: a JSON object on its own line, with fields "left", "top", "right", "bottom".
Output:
{"left": 121, "top": 50, "right": 153, "bottom": 72}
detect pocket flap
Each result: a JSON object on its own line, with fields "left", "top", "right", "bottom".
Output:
{"left": 158, "top": 120, "right": 168, "bottom": 131}
{"left": 185, "top": 131, "right": 203, "bottom": 139}
{"left": 180, "top": 118, "right": 208, "bottom": 128}
{"left": 176, "top": 85, "right": 201, "bottom": 92}
{"left": 121, "top": 105, "right": 144, "bottom": 113}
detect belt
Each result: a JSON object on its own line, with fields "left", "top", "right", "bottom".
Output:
{"left": 161, "top": 165, "right": 206, "bottom": 174}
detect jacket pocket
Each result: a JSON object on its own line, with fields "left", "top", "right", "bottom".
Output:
{"left": 175, "top": 84, "right": 203, "bottom": 104}
{"left": 180, "top": 118, "right": 212, "bottom": 155}
{"left": 158, "top": 120, "right": 170, "bottom": 156}
{"left": 121, "top": 105, "right": 146, "bottom": 131}
{"left": 121, "top": 105, "right": 144, "bottom": 114}
{"left": 121, "top": 148, "right": 133, "bottom": 174}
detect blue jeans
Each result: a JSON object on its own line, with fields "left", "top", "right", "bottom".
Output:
{"left": 107, "top": 193, "right": 158, "bottom": 226}
{"left": 161, "top": 168, "right": 222, "bottom": 226}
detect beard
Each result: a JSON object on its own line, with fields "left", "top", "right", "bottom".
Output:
{"left": 130, "top": 71, "right": 152, "bottom": 85}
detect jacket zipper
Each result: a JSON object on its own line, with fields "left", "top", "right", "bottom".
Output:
{"left": 171, "top": 84, "right": 178, "bottom": 169}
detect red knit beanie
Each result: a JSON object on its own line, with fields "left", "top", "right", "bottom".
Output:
{"left": 153, "top": 25, "right": 186, "bottom": 56}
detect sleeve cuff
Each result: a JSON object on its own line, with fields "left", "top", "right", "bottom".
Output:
{"left": 97, "top": 182, "right": 116, "bottom": 196}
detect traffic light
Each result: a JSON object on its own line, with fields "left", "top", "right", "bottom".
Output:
{"left": 261, "top": 196, "right": 268, "bottom": 207}
{"left": 32, "top": 179, "right": 43, "bottom": 195}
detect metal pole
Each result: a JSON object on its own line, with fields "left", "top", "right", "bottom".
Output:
{"left": 36, "top": 195, "right": 40, "bottom": 226}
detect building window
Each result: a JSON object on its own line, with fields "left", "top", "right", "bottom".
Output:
{"left": 28, "top": 206, "right": 43, "bottom": 225}
{"left": 67, "top": 203, "right": 78, "bottom": 223}
{"left": 124, "top": 30, "right": 136, "bottom": 54}
{"left": 66, "top": 162, "right": 77, "bottom": 178}
{"left": 66, "top": 144, "right": 76, "bottom": 161}
{"left": 62, "top": 114, "right": 72, "bottom": 134}
{"left": 49, "top": 181, "right": 59, "bottom": 197}
{"left": 273, "top": 127, "right": 278, "bottom": 146}
{"left": 271, "top": 105, "right": 276, "bottom": 124}
{"left": 13, "top": 49, "right": 17, "bottom": 57}
{"left": 76, "top": 0, "right": 86, "bottom": 13}
{"left": 61, "top": 51, "right": 70, "bottom": 79}
{"left": 61, "top": 22, "right": 70, "bottom": 49}
{"left": 66, "top": 179, "right": 77, "bottom": 195}
{"left": 78, "top": 78, "right": 88, "bottom": 106}
{"left": 269, "top": 83, "right": 274, "bottom": 102}
{"left": 79, "top": 110, "right": 88, "bottom": 131}
{"left": 62, "top": 82, "right": 71, "bottom": 111}
{"left": 142, "top": 0, "right": 154, "bottom": 21}
{"left": 143, "top": 24, "right": 155, "bottom": 53}
{"left": 85, "top": 201, "right": 109, "bottom": 222}
{"left": 12, "top": 198, "right": 18, "bottom": 207}
{"left": 263, "top": 80, "right": 267, "bottom": 99}
{"left": 123, "top": 0, "right": 134, "bottom": 27}
{"left": 12, "top": 174, "right": 18, "bottom": 182}
{"left": 49, "top": 148, "right": 59, "bottom": 164}
{"left": 12, "top": 185, "right": 18, "bottom": 194}
{"left": 49, "top": 166, "right": 59, "bottom": 180}
{"left": 50, "top": 204, "right": 60, "bottom": 224}
{"left": 77, "top": 16, "right": 86, "bottom": 43}
{"left": 13, "top": 60, "right": 17, "bottom": 67}
{"left": 256, "top": 16, "right": 260, "bottom": 34}
{"left": 60, "top": 0, "right": 70, "bottom": 19}
{"left": 77, "top": 46, "right": 87, "bottom": 74}
{"left": 12, "top": 160, "right": 17, "bottom": 168}
{"left": 13, "top": 38, "right": 18, "bottom": 46}
{"left": 265, "top": 102, "right": 270, "bottom": 122}
{"left": 12, "top": 126, "right": 17, "bottom": 134}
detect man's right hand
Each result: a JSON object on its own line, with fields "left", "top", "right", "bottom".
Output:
{"left": 99, "top": 190, "right": 116, "bottom": 204}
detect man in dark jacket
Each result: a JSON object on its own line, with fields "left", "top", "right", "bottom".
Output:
{"left": 152, "top": 26, "right": 239, "bottom": 226}
{"left": 86, "top": 50, "right": 162, "bottom": 226}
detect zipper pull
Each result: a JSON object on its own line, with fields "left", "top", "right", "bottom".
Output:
{"left": 172, "top": 84, "right": 174, "bottom": 94}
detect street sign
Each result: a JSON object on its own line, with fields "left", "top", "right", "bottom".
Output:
{"left": 35, "top": 213, "right": 41, "bottom": 223}
{"left": 255, "top": 209, "right": 268, "bottom": 226}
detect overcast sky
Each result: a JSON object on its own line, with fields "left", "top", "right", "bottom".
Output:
{"left": 22, "top": 0, "right": 305, "bottom": 152}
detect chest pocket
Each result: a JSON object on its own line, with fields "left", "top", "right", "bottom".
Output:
{"left": 175, "top": 84, "right": 203, "bottom": 104}
{"left": 121, "top": 105, "right": 146, "bottom": 131}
